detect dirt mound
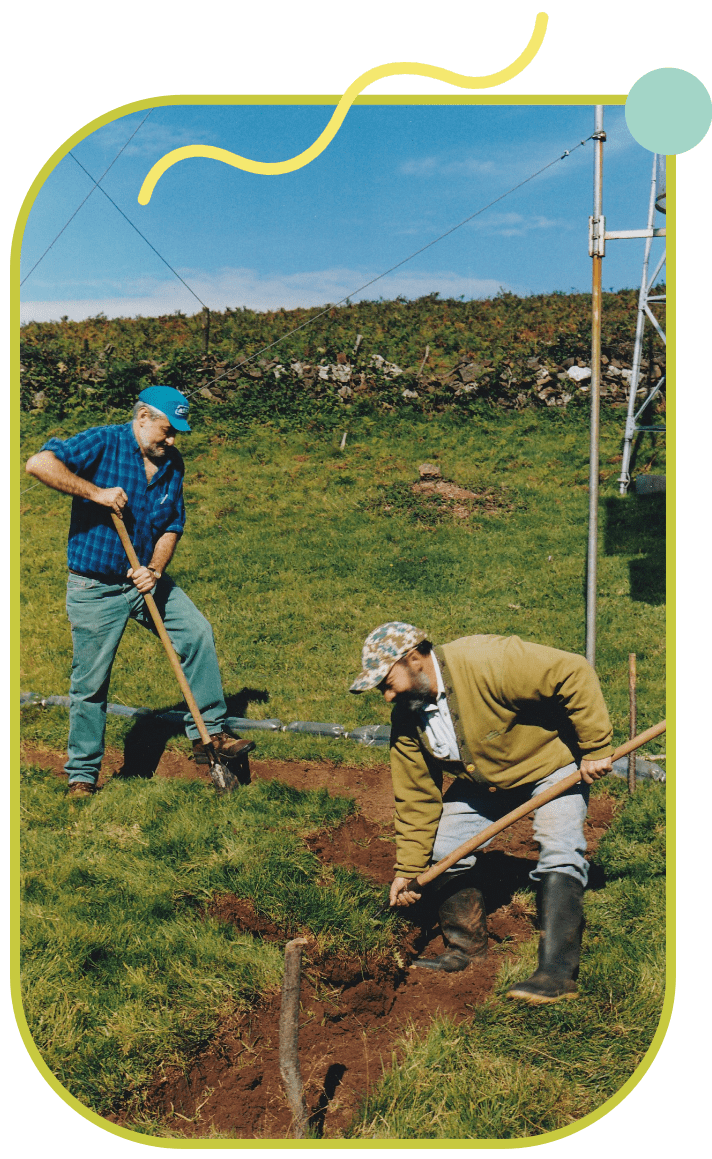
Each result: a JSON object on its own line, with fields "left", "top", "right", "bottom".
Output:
{"left": 367, "top": 477, "right": 517, "bottom": 528}
{"left": 413, "top": 478, "right": 509, "bottom": 520}
{"left": 305, "top": 814, "right": 396, "bottom": 882}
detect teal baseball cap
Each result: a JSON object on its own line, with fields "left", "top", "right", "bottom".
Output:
{"left": 138, "top": 386, "right": 191, "bottom": 432}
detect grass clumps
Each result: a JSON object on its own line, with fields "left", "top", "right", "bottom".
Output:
{"left": 593, "top": 781, "right": 666, "bottom": 882}
{"left": 20, "top": 763, "right": 392, "bottom": 1118}
{"left": 348, "top": 781, "right": 667, "bottom": 1140}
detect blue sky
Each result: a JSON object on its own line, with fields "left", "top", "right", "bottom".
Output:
{"left": 19, "top": 102, "right": 665, "bottom": 322}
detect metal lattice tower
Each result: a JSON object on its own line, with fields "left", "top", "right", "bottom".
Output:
{"left": 586, "top": 112, "right": 667, "bottom": 664}
{"left": 617, "top": 154, "right": 667, "bottom": 494}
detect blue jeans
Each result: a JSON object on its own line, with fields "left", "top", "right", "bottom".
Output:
{"left": 65, "top": 573, "right": 228, "bottom": 784}
{"left": 431, "top": 763, "right": 590, "bottom": 887}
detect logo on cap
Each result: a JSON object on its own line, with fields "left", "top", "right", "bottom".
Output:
{"left": 175, "top": 405, "right": 189, "bottom": 417}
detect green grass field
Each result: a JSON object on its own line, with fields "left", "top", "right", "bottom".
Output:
{"left": 19, "top": 404, "right": 667, "bottom": 1138}
{"left": 21, "top": 406, "right": 665, "bottom": 758}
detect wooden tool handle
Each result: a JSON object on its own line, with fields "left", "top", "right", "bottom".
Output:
{"left": 408, "top": 719, "right": 667, "bottom": 891}
{"left": 111, "top": 513, "right": 212, "bottom": 747}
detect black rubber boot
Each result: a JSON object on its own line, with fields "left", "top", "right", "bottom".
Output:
{"left": 506, "top": 872, "right": 584, "bottom": 1003}
{"left": 413, "top": 875, "right": 488, "bottom": 972}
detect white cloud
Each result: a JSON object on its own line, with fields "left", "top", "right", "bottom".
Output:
{"left": 20, "top": 265, "right": 520, "bottom": 322}
{"left": 467, "top": 210, "right": 568, "bottom": 237}
{"left": 92, "top": 117, "right": 213, "bottom": 159}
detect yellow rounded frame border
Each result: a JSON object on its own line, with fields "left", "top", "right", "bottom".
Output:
{"left": 11, "top": 77, "right": 677, "bottom": 1145}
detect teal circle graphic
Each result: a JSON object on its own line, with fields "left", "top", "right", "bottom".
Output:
{"left": 626, "top": 68, "right": 711, "bottom": 154}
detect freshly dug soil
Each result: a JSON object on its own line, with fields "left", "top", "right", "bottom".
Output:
{"left": 23, "top": 740, "right": 615, "bottom": 1139}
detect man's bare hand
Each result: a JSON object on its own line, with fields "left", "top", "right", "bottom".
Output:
{"left": 25, "top": 453, "right": 131, "bottom": 511}
{"left": 95, "top": 486, "right": 128, "bottom": 514}
{"left": 127, "top": 566, "right": 158, "bottom": 594}
{"left": 580, "top": 756, "right": 613, "bottom": 784}
{"left": 389, "top": 876, "right": 423, "bottom": 908}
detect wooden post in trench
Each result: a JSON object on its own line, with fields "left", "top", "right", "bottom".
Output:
{"left": 279, "top": 938, "right": 309, "bottom": 1138}
{"left": 628, "top": 653, "right": 637, "bottom": 794}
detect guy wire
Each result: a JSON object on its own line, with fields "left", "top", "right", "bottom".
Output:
{"left": 20, "top": 132, "right": 591, "bottom": 494}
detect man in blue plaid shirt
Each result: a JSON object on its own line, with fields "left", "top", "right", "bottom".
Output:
{"left": 26, "top": 386, "right": 254, "bottom": 797}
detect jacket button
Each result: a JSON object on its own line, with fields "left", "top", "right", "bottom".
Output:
{"left": 466, "top": 764, "right": 475, "bottom": 773}
{"left": 489, "top": 786, "right": 497, "bottom": 793}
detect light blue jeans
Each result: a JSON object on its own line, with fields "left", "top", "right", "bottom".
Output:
{"left": 431, "top": 762, "right": 590, "bottom": 887}
{"left": 65, "top": 573, "right": 228, "bottom": 785}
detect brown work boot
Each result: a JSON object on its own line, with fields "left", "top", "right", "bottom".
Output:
{"left": 67, "top": 781, "right": 96, "bottom": 799}
{"left": 413, "top": 875, "right": 488, "bottom": 972}
{"left": 506, "top": 873, "right": 584, "bottom": 1003}
{"left": 193, "top": 730, "right": 255, "bottom": 764}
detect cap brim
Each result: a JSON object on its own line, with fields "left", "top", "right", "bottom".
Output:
{"left": 349, "top": 669, "right": 387, "bottom": 693}
{"left": 142, "top": 400, "right": 191, "bottom": 432}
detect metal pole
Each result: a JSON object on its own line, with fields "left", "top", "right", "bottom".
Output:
{"left": 618, "top": 154, "right": 659, "bottom": 494}
{"left": 586, "top": 106, "right": 605, "bottom": 667}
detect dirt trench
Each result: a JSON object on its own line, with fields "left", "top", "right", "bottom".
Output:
{"left": 23, "top": 741, "right": 614, "bottom": 1139}
{"left": 138, "top": 867, "right": 534, "bottom": 1139}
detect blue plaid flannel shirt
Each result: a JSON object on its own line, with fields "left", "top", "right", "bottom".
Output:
{"left": 42, "top": 423, "right": 186, "bottom": 579}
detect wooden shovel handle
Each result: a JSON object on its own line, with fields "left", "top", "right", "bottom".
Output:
{"left": 110, "top": 513, "right": 213, "bottom": 747}
{"left": 408, "top": 719, "right": 667, "bottom": 892}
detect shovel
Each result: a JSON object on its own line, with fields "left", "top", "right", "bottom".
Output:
{"left": 383, "top": 719, "right": 667, "bottom": 912}
{"left": 111, "top": 513, "right": 240, "bottom": 793}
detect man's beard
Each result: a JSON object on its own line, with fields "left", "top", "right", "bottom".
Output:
{"left": 395, "top": 672, "right": 433, "bottom": 713}
{"left": 136, "top": 430, "right": 168, "bottom": 459}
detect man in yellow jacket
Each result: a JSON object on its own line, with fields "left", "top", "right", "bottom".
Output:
{"left": 350, "top": 622, "right": 614, "bottom": 1003}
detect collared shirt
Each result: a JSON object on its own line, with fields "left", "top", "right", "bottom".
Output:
{"left": 418, "top": 653, "right": 461, "bottom": 761}
{"left": 42, "top": 422, "right": 186, "bottom": 578}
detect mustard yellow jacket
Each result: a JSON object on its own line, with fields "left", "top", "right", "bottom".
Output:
{"left": 390, "top": 635, "right": 614, "bottom": 876}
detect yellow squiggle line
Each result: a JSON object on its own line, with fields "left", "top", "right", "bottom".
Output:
{"left": 138, "top": 13, "right": 548, "bottom": 205}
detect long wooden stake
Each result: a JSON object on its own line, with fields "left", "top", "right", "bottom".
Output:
{"left": 279, "top": 938, "right": 309, "bottom": 1139}
{"left": 628, "top": 654, "right": 637, "bottom": 794}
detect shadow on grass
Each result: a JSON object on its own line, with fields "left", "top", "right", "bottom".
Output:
{"left": 117, "top": 686, "right": 270, "bottom": 779}
{"left": 405, "top": 851, "right": 606, "bottom": 954}
{"left": 471, "top": 852, "right": 604, "bottom": 907}
{"left": 604, "top": 493, "right": 666, "bottom": 605}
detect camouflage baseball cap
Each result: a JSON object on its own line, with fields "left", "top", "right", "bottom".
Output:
{"left": 350, "top": 622, "right": 430, "bottom": 693}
